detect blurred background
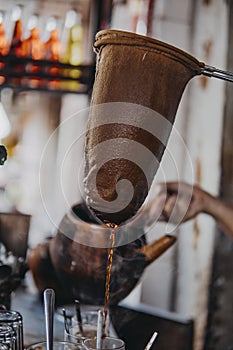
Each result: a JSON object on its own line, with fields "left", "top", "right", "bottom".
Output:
{"left": 0, "top": 1, "right": 232, "bottom": 349}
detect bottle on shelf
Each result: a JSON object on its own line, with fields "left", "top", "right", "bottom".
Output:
{"left": 20, "top": 13, "right": 45, "bottom": 88}
{"left": 8, "top": 5, "right": 24, "bottom": 87}
{"left": 60, "top": 9, "right": 83, "bottom": 91}
{"left": 0, "top": 12, "right": 9, "bottom": 85}
{"left": 44, "top": 16, "right": 62, "bottom": 89}
{"left": 9, "top": 5, "right": 23, "bottom": 57}
{"left": 44, "top": 16, "right": 61, "bottom": 61}
{"left": 0, "top": 12, "right": 9, "bottom": 56}
{"left": 60, "top": 9, "right": 83, "bottom": 65}
{"left": 21, "top": 13, "right": 45, "bottom": 60}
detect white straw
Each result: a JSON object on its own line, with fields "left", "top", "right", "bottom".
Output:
{"left": 144, "top": 331, "right": 158, "bottom": 350}
{"left": 96, "top": 310, "right": 104, "bottom": 349}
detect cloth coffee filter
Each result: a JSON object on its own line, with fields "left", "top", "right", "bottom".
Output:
{"left": 84, "top": 30, "right": 205, "bottom": 224}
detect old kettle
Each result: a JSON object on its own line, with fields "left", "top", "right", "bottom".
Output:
{"left": 28, "top": 201, "right": 176, "bottom": 305}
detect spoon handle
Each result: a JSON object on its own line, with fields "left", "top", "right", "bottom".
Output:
{"left": 44, "top": 289, "right": 55, "bottom": 350}
{"left": 144, "top": 331, "right": 158, "bottom": 350}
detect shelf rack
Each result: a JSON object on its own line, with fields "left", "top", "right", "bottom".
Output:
{"left": 0, "top": 54, "right": 95, "bottom": 95}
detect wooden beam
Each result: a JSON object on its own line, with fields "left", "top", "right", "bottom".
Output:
{"left": 204, "top": 1, "right": 233, "bottom": 348}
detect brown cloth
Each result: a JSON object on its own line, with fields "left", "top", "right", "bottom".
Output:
{"left": 84, "top": 30, "right": 204, "bottom": 224}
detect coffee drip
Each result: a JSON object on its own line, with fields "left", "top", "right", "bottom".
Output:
{"left": 84, "top": 30, "right": 233, "bottom": 226}
{"left": 84, "top": 30, "right": 203, "bottom": 225}
{"left": 29, "top": 30, "right": 233, "bottom": 311}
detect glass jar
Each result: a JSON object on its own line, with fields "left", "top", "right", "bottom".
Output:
{"left": 0, "top": 324, "right": 16, "bottom": 350}
{"left": 0, "top": 311, "right": 23, "bottom": 350}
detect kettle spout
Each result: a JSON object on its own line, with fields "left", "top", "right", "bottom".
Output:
{"left": 140, "top": 235, "right": 176, "bottom": 265}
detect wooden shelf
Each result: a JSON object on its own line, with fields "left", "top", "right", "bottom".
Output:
{"left": 0, "top": 54, "right": 95, "bottom": 95}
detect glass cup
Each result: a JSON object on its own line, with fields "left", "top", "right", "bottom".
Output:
{"left": 82, "top": 337, "right": 125, "bottom": 350}
{"left": 26, "top": 341, "right": 84, "bottom": 350}
{"left": 64, "top": 311, "right": 98, "bottom": 344}
{"left": 0, "top": 344, "right": 8, "bottom": 350}
{"left": 65, "top": 322, "right": 97, "bottom": 344}
{"left": 0, "top": 310, "right": 24, "bottom": 350}
{"left": 0, "top": 324, "right": 16, "bottom": 350}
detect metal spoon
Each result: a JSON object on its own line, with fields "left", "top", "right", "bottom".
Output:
{"left": 44, "top": 289, "right": 55, "bottom": 350}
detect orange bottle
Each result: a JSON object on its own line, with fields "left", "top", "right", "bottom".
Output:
{"left": 9, "top": 7, "right": 24, "bottom": 86}
{"left": 21, "top": 27, "right": 45, "bottom": 60}
{"left": 10, "top": 5, "right": 23, "bottom": 57}
{"left": 45, "top": 28, "right": 61, "bottom": 61}
{"left": 45, "top": 28, "right": 62, "bottom": 89}
{"left": 11, "top": 20, "right": 23, "bottom": 56}
{"left": 20, "top": 16, "right": 45, "bottom": 87}
{"left": 43, "top": 16, "right": 62, "bottom": 89}
{"left": 0, "top": 23, "right": 9, "bottom": 56}
{"left": 0, "top": 21, "right": 9, "bottom": 85}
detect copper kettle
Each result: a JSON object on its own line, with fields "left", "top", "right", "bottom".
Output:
{"left": 28, "top": 202, "right": 176, "bottom": 305}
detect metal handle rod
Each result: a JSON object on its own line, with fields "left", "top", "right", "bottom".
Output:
{"left": 44, "top": 289, "right": 55, "bottom": 350}
{"left": 201, "top": 65, "right": 233, "bottom": 83}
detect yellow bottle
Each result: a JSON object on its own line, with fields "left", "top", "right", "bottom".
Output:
{"left": 60, "top": 10, "right": 83, "bottom": 91}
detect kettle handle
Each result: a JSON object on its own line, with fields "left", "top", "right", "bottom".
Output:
{"left": 140, "top": 234, "right": 176, "bottom": 264}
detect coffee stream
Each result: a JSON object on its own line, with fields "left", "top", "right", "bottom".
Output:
{"left": 103, "top": 222, "right": 117, "bottom": 338}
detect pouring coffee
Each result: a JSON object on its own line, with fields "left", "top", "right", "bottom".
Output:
{"left": 29, "top": 30, "right": 233, "bottom": 307}
{"left": 29, "top": 201, "right": 176, "bottom": 305}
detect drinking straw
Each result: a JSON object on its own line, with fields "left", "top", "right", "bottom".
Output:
{"left": 96, "top": 310, "right": 104, "bottom": 349}
{"left": 144, "top": 331, "right": 158, "bottom": 350}
{"left": 75, "top": 299, "right": 83, "bottom": 336}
